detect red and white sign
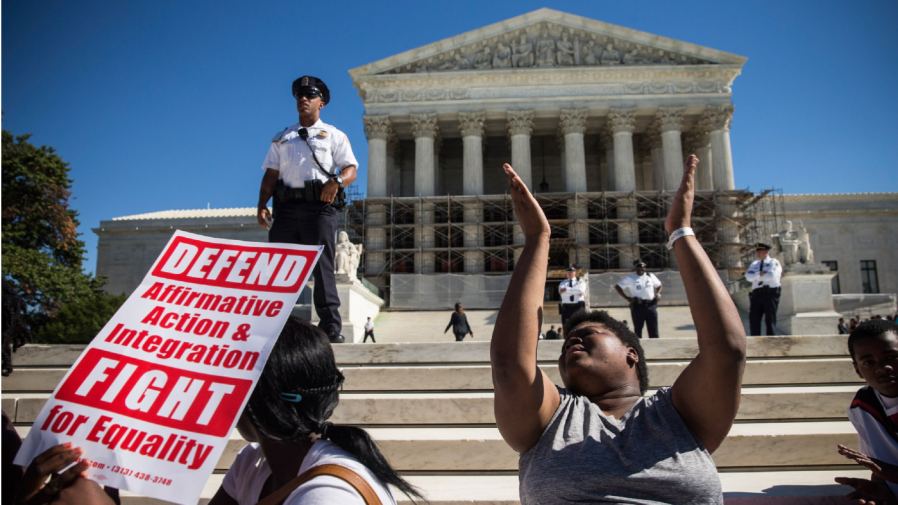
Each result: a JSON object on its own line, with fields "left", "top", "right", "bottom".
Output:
{"left": 15, "top": 230, "right": 322, "bottom": 505}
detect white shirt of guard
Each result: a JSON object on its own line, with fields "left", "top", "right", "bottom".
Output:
{"left": 262, "top": 120, "right": 358, "bottom": 189}
{"left": 222, "top": 440, "right": 397, "bottom": 505}
{"left": 364, "top": 321, "right": 374, "bottom": 331}
{"left": 745, "top": 257, "right": 783, "bottom": 289}
{"left": 559, "top": 278, "right": 586, "bottom": 304}
{"left": 617, "top": 273, "right": 662, "bottom": 301}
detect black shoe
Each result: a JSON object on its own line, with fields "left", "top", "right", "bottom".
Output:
{"left": 328, "top": 334, "right": 345, "bottom": 344}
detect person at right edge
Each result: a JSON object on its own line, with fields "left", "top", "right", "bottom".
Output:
{"left": 745, "top": 243, "right": 782, "bottom": 336}
{"left": 257, "top": 76, "right": 358, "bottom": 343}
{"left": 615, "top": 259, "right": 662, "bottom": 339}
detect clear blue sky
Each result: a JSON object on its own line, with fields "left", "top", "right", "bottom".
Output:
{"left": 4, "top": 0, "right": 897, "bottom": 274}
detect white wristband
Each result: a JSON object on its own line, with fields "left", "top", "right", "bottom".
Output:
{"left": 666, "top": 227, "right": 695, "bottom": 250}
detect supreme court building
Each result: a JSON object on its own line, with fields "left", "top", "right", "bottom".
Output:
{"left": 95, "top": 9, "right": 897, "bottom": 310}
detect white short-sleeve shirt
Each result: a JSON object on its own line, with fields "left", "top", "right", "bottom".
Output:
{"left": 222, "top": 440, "right": 397, "bottom": 505}
{"left": 617, "top": 273, "right": 662, "bottom": 300}
{"left": 261, "top": 120, "right": 358, "bottom": 189}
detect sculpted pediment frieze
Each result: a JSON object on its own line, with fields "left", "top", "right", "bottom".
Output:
{"left": 379, "top": 22, "right": 718, "bottom": 75}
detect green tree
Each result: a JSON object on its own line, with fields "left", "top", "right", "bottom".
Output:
{"left": 2, "top": 130, "right": 123, "bottom": 342}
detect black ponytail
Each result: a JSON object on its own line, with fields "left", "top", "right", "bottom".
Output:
{"left": 245, "top": 317, "right": 424, "bottom": 503}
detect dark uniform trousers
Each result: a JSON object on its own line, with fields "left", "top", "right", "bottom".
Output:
{"left": 561, "top": 302, "right": 586, "bottom": 328}
{"left": 269, "top": 199, "right": 341, "bottom": 337}
{"left": 630, "top": 299, "right": 659, "bottom": 339}
{"left": 749, "top": 287, "right": 780, "bottom": 336}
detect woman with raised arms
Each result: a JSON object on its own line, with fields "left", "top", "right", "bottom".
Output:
{"left": 491, "top": 156, "right": 746, "bottom": 504}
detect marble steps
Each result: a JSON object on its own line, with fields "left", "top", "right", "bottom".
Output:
{"left": 1, "top": 385, "right": 858, "bottom": 427}
{"left": 0, "top": 358, "right": 861, "bottom": 396}
{"left": 13, "top": 419, "right": 859, "bottom": 472}
{"left": 10, "top": 336, "right": 852, "bottom": 367}
{"left": 108, "top": 469, "right": 868, "bottom": 505}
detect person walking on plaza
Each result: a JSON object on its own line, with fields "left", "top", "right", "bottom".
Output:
{"left": 615, "top": 259, "right": 663, "bottom": 339}
{"left": 745, "top": 243, "right": 783, "bottom": 336}
{"left": 558, "top": 266, "right": 586, "bottom": 327}
{"left": 445, "top": 302, "right": 474, "bottom": 342}
{"left": 256, "top": 75, "right": 358, "bottom": 343}
{"left": 363, "top": 317, "right": 376, "bottom": 343}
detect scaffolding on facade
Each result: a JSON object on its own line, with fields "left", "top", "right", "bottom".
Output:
{"left": 339, "top": 189, "right": 785, "bottom": 297}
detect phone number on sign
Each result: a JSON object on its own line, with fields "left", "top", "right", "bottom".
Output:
{"left": 109, "top": 465, "right": 173, "bottom": 486}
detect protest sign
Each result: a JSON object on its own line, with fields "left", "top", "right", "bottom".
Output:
{"left": 15, "top": 230, "right": 323, "bottom": 505}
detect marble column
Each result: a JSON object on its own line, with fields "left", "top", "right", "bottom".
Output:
{"left": 410, "top": 113, "right": 438, "bottom": 197}
{"left": 363, "top": 115, "right": 391, "bottom": 198}
{"left": 459, "top": 112, "right": 486, "bottom": 196}
{"left": 433, "top": 129, "right": 443, "bottom": 195}
{"left": 657, "top": 107, "right": 685, "bottom": 191}
{"left": 607, "top": 108, "right": 638, "bottom": 267}
{"left": 641, "top": 154, "right": 653, "bottom": 192}
{"left": 560, "top": 109, "right": 588, "bottom": 193}
{"left": 459, "top": 112, "right": 485, "bottom": 272}
{"left": 507, "top": 111, "right": 534, "bottom": 189}
{"left": 607, "top": 108, "right": 636, "bottom": 191}
{"left": 706, "top": 105, "right": 736, "bottom": 190}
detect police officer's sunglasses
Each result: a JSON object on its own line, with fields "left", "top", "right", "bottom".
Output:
{"left": 294, "top": 89, "right": 321, "bottom": 100}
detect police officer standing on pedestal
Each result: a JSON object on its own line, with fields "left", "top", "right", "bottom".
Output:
{"left": 615, "top": 259, "right": 663, "bottom": 339}
{"left": 745, "top": 243, "right": 783, "bottom": 336}
{"left": 558, "top": 265, "right": 586, "bottom": 327}
{"left": 256, "top": 76, "right": 358, "bottom": 343}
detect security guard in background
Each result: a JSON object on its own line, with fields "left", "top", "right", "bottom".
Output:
{"left": 615, "top": 259, "right": 663, "bottom": 339}
{"left": 256, "top": 76, "right": 358, "bottom": 343}
{"left": 558, "top": 265, "right": 586, "bottom": 327}
{"left": 745, "top": 243, "right": 783, "bottom": 336}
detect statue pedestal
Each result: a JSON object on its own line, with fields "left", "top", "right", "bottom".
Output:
{"left": 299, "top": 278, "right": 385, "bottom": 343}
{"left": 777, "top": 266, "right": 841, "bottom": 335}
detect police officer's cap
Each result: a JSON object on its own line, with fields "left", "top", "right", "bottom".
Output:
{"left": 565, "top": 265, "right": 577, "bottom": 272}
{"left": 756, "top": 243, "right": 772, "bottom": 251}
{"left": 292, "top": 75, "right": 330, "bottom": 105}
{"left": 633, "top": 259, "right": 647, "bottom": 268}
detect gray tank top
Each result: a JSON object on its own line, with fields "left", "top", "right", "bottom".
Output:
{"left": 519, "top": 386, "right": 723, "bottom": 504}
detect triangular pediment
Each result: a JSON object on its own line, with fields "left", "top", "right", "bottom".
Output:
{"left": 350, "top": 9, "right": 746, "bottom": 78}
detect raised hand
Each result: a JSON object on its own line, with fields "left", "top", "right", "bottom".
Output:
{"left": 665, "top": 155, "right": 699, "bottom": 235}
{"left": 834, "top": 476, "right": 898, "bottom": 505}
{"left": 15, "top": 443, "right": 91, "bottom": 505}
{"left": 839, "top": 444, "right": 898, "bottom": 483}
{"left": 504, "top": 163, "right": 549, "bottom": 242}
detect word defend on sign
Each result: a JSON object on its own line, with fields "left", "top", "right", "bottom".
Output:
{"left": 15, "top": 231, "right": 322, "bottom": 505}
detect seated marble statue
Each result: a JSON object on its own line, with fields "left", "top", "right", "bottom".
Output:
{"left": 600, "top": 43, "right": 621, "bottom": 65}
{"left": 473, "top": 46, "right": 492, "bottom": 69}
{"left": 334, "top": 231, "right": 362, "bottom": 280}
{"left": 492, "top": 155, "right": 745, "bottom": 504}
{"left": 514, "top": 34, "right": 534, "bottom": 67}
{"left": 582, "top": 41, "right": 598, "bottom": 65}
{"left": 536, "top": 28, "right": 554, "bottom": 66}
{"left": 493, "top": 42, "right": 512, "bottom": 68}
{"left": 555, "top": 32, "right": 574, "bottom": 66}
{"left": 622, "top": 48, "right": 640, "bottom": 65}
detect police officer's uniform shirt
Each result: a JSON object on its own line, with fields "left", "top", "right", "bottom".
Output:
{"left": 262, "top": 120, "right": 358, "bottom": 188}
{"left": 364, "top": 321, "right": 374, "bottom": 331}
{"left": 617, "top": 273, "right": 662, "bottom": 301}
{"left": 559, "top": 278, "right": 586, "bottom": 304}
{"left": 745, "top": 257, "right": 783, "bottom": 289}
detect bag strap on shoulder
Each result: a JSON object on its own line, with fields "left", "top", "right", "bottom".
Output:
{"left": 255, "top": 463, "right": 383, "bottom": 505}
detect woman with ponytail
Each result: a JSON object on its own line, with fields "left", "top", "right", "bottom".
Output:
{"left": 209, "top": 317, "right": 423, "bottom": 505}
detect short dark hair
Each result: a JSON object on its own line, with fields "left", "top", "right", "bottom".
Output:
{"left": 847, "top": 319, "right": 898, "bottom": 360}
{"left": 563, "top": 310, "right": 649, "bottom": 394}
